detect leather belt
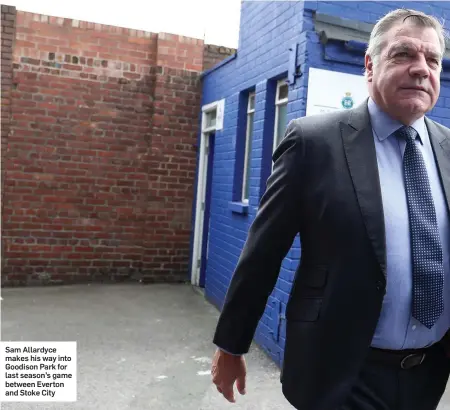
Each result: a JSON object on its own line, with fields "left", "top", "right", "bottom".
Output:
{"left": 367, "top": 345, "right": 437, "bottom": 370}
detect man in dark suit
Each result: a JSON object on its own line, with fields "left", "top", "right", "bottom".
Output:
{"left": 210, "top": 8, "right": 450, "bottom": 410}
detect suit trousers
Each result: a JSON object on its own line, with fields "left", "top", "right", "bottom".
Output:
{"left": 338, "top": 344, "right": 450, "bottom": 410}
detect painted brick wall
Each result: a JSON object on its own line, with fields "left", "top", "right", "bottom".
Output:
{"left": 202, "top": 1, "right": 306, "bottom": 365}
{"left": 1, "top": 7, "right": 231, "bottom": 286}
{"left": 202, "top": 1, "right": 450, "bottom": 366}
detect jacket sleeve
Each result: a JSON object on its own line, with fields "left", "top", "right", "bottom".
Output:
{"left": 212, "top": 119, "right": 306, "bottom": 354}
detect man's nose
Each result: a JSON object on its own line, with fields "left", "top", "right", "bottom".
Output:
{"left": 409, "top": 55, "right": 429, "bottom": 78}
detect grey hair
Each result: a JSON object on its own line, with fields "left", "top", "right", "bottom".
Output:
{"left": 365, "top": 8, "right": 448, "bottom": 75}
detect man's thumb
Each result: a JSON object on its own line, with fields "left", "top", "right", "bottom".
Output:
{"left": 236, "top": 374, "right": 246, "bottom": 395}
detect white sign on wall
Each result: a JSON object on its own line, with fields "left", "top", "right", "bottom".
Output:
{"left": 306, "top": 68, "right": 369, "bottom": 116}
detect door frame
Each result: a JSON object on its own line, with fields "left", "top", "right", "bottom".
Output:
{"left": 191, "top": 100, "right": 223, "bottom": 286}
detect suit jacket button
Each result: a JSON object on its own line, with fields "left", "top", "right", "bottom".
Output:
{"left": 376, "top": 281, "right": 383, "bottom": 291}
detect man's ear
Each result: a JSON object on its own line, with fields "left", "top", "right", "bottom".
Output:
{"left": 365, "top": 54, "right": 374, "bottom": 82}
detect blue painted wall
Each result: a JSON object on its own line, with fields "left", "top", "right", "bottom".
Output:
{"left": 199, "top": 1, "right": 450, "bottom": 366}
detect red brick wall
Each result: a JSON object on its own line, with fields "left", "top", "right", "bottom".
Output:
{"left": 1, "top": 5, "right": 15, "bottom": 164}
{"left": 203, "top": 44, "right": 236, "bottom": 71}
{"left": 1, "top": 9, "right": 226, "bottom": 286}
{"left": 1, "top": 5, "right": 16, "bottom": 280}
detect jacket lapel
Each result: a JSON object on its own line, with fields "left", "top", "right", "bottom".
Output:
{"left": 340, "top": 101, "right": 387, "bottom": 279}
{"left": 425, "top": 117, "right": 450, "bottom": 215}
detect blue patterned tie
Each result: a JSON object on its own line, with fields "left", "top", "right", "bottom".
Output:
{"left": 396, "top": 126, "right": 444, "bottom": 329}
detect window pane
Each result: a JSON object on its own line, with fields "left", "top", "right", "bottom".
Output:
{"left": 243, "top": 112, "right": 254, "bottom": 200}
{"left": 248, "top": 93, "right": 255, "bottom": 111}
{"left": 278, "top": 83, "right": 288, "bottom": 101}
{"left": 276, "top": 103, "right": 288, "bottom": 148}
{"left": 206, "top": 110, "right": 216, "bottom": 127}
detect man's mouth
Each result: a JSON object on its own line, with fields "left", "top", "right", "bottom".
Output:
{"left": 401, "top": 86, "right": 427, "bottom": 92}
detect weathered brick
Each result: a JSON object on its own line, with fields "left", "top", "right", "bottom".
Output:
{"left": 1, "top": 18, "right": 13, "bottom": 27}
{"left": 1, "top": 33, "right": 14, "bottom": 41}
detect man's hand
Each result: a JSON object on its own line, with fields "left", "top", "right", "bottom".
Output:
{"left": 211, "top": 348, "right": 247, "bottom": 403}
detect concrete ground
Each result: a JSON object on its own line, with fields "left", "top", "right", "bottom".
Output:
{"left": 1, "top": 282, "right": 450, "bottom": 410}
{"left": 0, "top": 283, "right": 291, "bottom": 410}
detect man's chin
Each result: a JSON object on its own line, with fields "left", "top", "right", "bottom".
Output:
{"left": 396, "top": 98, "right": 430, "bottom": 115}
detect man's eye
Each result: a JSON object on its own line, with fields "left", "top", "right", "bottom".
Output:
{"left": 395, "top": 52, "right": 409, "bottom": 57}
{"left": 429, "top": 60, "right": 440, "bottom": 69}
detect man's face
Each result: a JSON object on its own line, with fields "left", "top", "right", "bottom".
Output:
{"left": 365, "top": 21, "right": 442, "bottom": 124}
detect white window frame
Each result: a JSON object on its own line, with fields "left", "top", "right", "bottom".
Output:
{"left": 242, "top": 92, "right": 255, "bottom": 203}
{"left": 273, "top": 79, "right": 289, "bottom": 153}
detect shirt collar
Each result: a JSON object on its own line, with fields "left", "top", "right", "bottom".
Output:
{"left": 367, "top": 97, "right": 425, "bottom": 145}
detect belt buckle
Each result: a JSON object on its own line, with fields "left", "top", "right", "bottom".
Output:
{"left": 400, "top": 353, "right": 426, "bottom": 370}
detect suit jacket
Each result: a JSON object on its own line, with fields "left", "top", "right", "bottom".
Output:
{"left": 212, "top": 99, "right": 450, "bottom": 410}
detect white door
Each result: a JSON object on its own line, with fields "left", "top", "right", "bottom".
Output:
{"left": 191, "top": 133, "right": 210, "bottom": 286}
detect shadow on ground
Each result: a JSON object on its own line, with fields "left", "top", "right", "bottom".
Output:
{"left": 1, "top": 283, "right": 292, "bottom": 410}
